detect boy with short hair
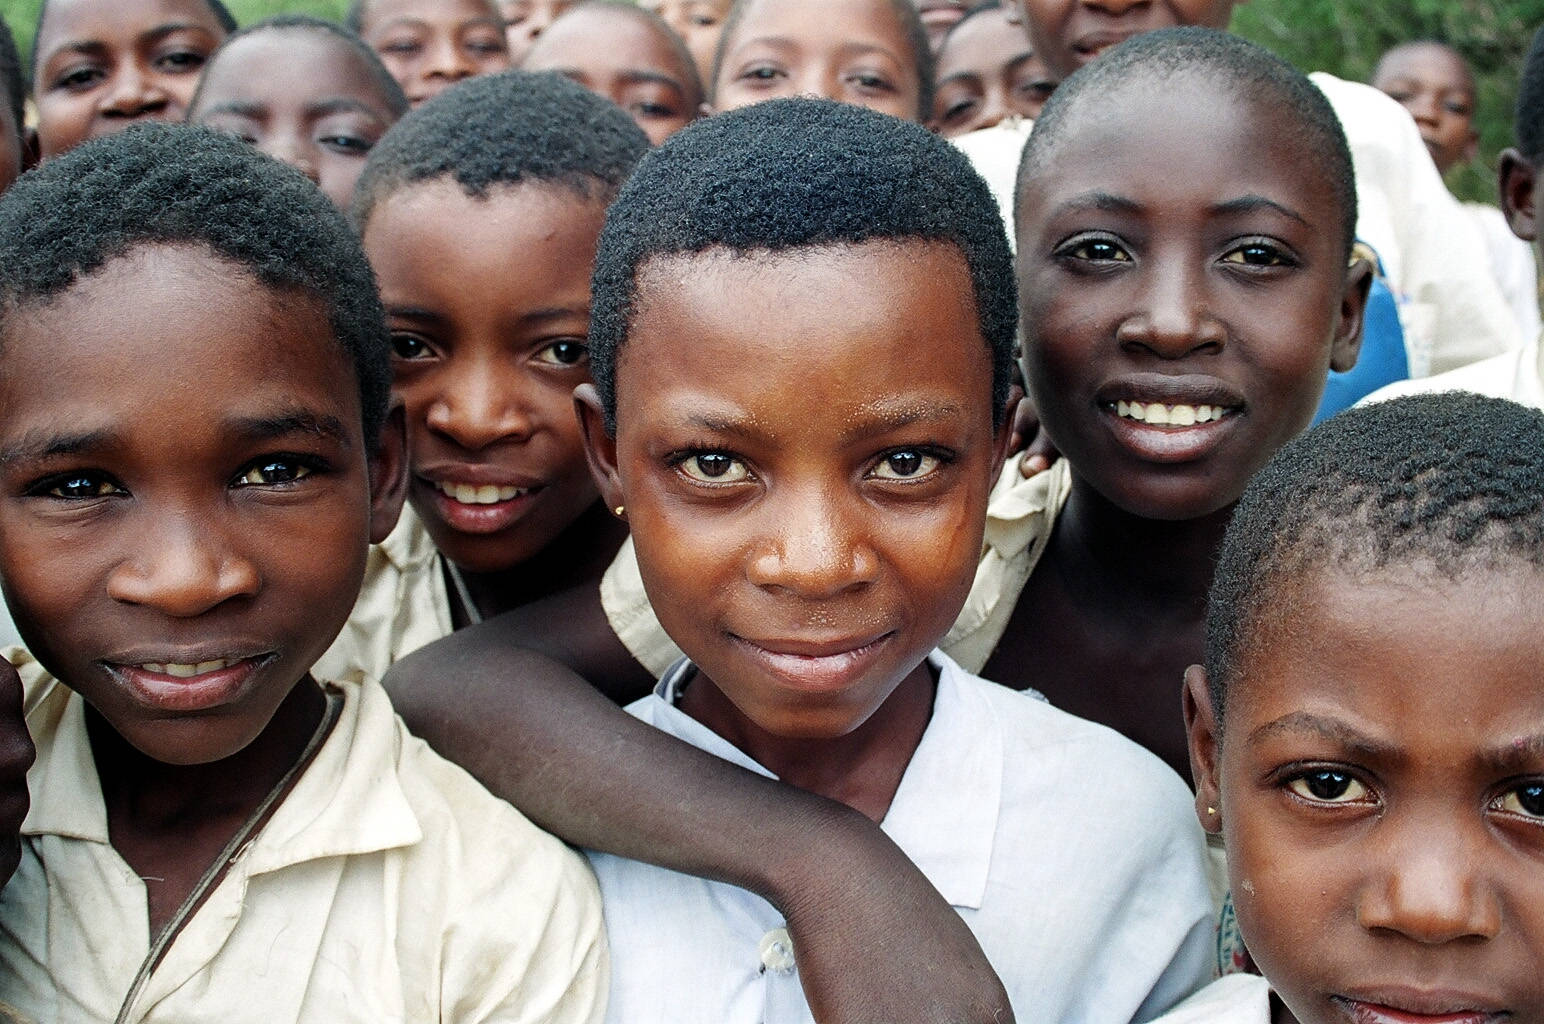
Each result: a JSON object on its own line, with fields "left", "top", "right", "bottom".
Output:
{"left": 348, "top": 0, "right": 512, "bottom": 107}
{"left": 0, "top": 123, "right": 605, "bottom": 1023}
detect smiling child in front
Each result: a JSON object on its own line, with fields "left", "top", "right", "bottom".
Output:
{"left": 0, "top": 124, "right": 605, "bottom": 1022}
{"left": 573, "top": 98, "right": 1211, "bottom": 1023}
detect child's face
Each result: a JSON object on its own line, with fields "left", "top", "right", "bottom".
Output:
{"left": 580, "top": 241, "right": 1009, "bottom": 739}
{"left": 190, "top": 30, "right": 402, "bottom": 210}
{"left": 0, "top": 245, "right": 401, "bottom": 767}
{"left": 32, "top": 0, "right": 228, "bottom": 160}
{"left": 915, "top": 0, "right": 967, "bottom": 51}
{"left": 1188, "top": 566, "right": 1544, "bottom": 1024}
{"left": 639, "top": 0, "right": 729, "bottom": 84}
{"left": 1016, "top": 75, "right": 1366, "bottom": 522}
{"left": 930, "top": 6, "right": 1054, "bottom": 137}
{"left": 523, "top": 8, "right": 699, "bottom": 146}
{"left": 499, "top": 0, "right": 575, "bottom": 64}
{"left": 713, "top": 0, "right": 923, "bottom": 122}
{"left": 1372, "top": 44, "right": 1477, "bottom": 177}
{"left": 363, "top": 180, "right": 603, "bottom": 575}
{"left": 360, "top": 0, "right": 511, "bottom": 107}
{"left": 1007, "top": 0, "right": 1237, "bottom": 80}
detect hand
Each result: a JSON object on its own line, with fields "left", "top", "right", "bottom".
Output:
{"left": 0, "top": 658, "right": 34, "bottom": 888}
{"left": 1008, "top": 400, "right": 1060, "bottom": 479}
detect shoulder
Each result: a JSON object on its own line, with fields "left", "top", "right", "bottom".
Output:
{"left": 1361, "top": 345, "right": 1534, "bottom": 405}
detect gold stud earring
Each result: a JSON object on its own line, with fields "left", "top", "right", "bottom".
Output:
{"left": 613, "top": 505, "right": 626, "bottom": 518}
{"left": 1206, "top": 807, "right": 1217, "bottom": 816}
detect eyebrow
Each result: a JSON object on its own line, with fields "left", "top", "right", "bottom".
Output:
{"left": 227, "top": 411, "right": 353, "bottom": 449}
{"left": 1051, "top": 191, "right": 1142, "bottom": 217}
{"left": 1247, "top": 711, "right": 1400, "bottom": 763}
{"left": 617, "top": 69, "right": 687, "bottom": 93}
{"left": 1477, "top": 734, "right": 1544, "bottom": 776}
{"left": 677, "top": 399, "right": 964, "bottom": 446}
{"left": 43, "top": 22, "right": 215, "bottom": 65}
{"left": 936, "top": 70, "right": 985, "bottom": 90}
{"left": 1210, "top": 195, "right": 1310, "bottom": 227}
{"left": 0, "top": 426, "right": 117, "bottom": 466}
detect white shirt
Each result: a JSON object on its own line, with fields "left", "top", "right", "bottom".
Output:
{"left": 0, "top": 649, "right": 608, "bottom": 1024}
{"left": 588, "top": 650, "right": 1215, "bottom": 1024}
{"left": 1465, "top": 202, "right": 1541, "bottom": 343}
{"left": 1145, "top": 975, "right": 1271, "bottom": 1024}
{"left": 1362, "top": 333, "right": 1544, "bottom": 409}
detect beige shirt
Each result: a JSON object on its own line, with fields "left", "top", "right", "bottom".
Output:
{"left": 1362, "top": 333, "right": 1544, "bottom": 409}
{"left": 314, "top": 504, "right": 453, "bottom": 686}
{"left": 602, "top": 456, "right": 1072, "bottom": 678}
{"left": 0, "top": 649, "right": 608, "bottom": 1024}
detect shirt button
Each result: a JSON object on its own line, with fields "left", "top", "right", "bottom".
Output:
{"left": 759, "top": 927, "right": 797, "bottom": 975}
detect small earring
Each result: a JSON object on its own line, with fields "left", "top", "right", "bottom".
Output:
{"left": 1206, "top": 807, "right": 1217, "bottom": 817}
{"left": 613, "top": 505, "right": 626, "bottom": 518}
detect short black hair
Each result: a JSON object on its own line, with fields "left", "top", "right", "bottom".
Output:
{"left": 589, "top": 96, "right": 1016, "bottom": 431}
{"left": 1019, "top": 27, "right": 1357, "bottom": 258}
{"left": 0, "top": 123, "right": 391, "bottom": 450}
{"left": 33, "top": 0, "right": 237, "bottom": 80}
{"left": 1206, "top": 393, "right": 1544, "bottom": 720}
{"left": 352, "top": 70, "right": 650, "bottom": 229}
{"left": 531, "top": 0, "right": 706, "bottom": 110}
{"left": 711, "top": 0, "right": 935, "bottom": 122}
{"left": 190, "top": 15, "right": 410, "bottom": 121}
{"left": 0, "top": 17, "right": 24, "bottom": 142}
{"left": 1515, "top": 27, "right": 1544, "bottom": 165}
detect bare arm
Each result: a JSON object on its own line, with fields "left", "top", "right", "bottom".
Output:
{"left": 385, "top": 636, "right": 1013, "bottom": 1024}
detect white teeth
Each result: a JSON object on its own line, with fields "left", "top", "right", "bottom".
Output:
{"left": 435, "top": 481, "right": 528, "bottom": 505}
{"left": 142, "top": 659, "right": 231, "bottom": 677}
{"left": 1114, "top": 402, "right": 1228, "bottom": 426}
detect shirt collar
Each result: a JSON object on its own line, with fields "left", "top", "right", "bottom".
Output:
{"left": 376, "top": 502, "right": 441, "bottom": 575}
{"left": 982, "top": 456, "right": 1071, "bottom": 561}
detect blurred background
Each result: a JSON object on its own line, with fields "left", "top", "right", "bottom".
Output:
{"left": 4, "top": 0, "right": 1544, "bottom": 203}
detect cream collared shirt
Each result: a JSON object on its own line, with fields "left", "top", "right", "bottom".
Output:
{"left": 601, "top": 456, "right": 1072, "bottom": 678}
{"left": 0, "top": 649, "right": 608, "bottom": 1024}
{"left": 1361, "top": 332, "right": 1544, "bottom": 409}
{"left": 1145, "top": 975, "right": 1271, "bottom": 1024}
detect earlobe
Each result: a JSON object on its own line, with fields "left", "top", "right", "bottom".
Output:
{"left": 1329, "top": 255, "right": 1374, "bottom": 374}
{"left": 1499, "top": 148, "right": 1538, "bottom": 243}
{"left": 1182, "top": 665, "right": 1224, "bottom": 835}
{"left": 575, "top": 384, "right": 626, "bottom": 516}
{"left": 367, "top": 401, "right": 410, "bottom": 546}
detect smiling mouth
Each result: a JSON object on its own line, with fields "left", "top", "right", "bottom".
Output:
{"left": 107, "top": 655, "right": 273, "bottom": 713}
{"left": 432, "top": 480, "right": 532, "bottom": 505}
{"left": 1111, "top": 400, "right": 1236, "bottom": 426}
{"left": 1333, "top": 995, "right": 1508, "bottom": 1024}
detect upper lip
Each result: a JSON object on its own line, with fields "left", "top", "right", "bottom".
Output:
{"left": 1335, "top": 987, "right": 1508, "bottom": 1018}
{"left": 1094, "top": 373, "right": 1245, "bottom": 410}
{"left": 414, "top": 464, "right": 544, "bottom": 489}
{"left": 104, "top": 647, "right": 273, "bottom": 668}
{"left": 734, "top": 633, "right": 891, "bottom": 658}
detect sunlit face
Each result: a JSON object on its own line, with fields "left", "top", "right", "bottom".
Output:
{"left": 1016, "top": 73, "right": 1366, "bottom": 521}
{"left": 363, "top": 180, "right": 603, "bottom": 575}
{"left": 586, "top": 241, "right": 1006, "bottom": 743}
{"left": 500, "top": 0, "right": 575, "bottom": 64}
{"left": 524, "top": 6, "right": 700, "bottom": 145}
{"left": 713, "top": 0, "right": 923, "bottom": 122}
{"left": 0, "top": 245, "right": 396, "bottom": 767}
{"left": 359, "top": 0, "right": 511, "bottom": 107}
{"left": 1006, "top": 0, "right": 1237, "bottom": 80}
{"left": 639, "top": 0, "right": 729, "bottom": 83}
{"left": 33, "top": 0, "right": 228, "bottom": 160}
{"left": 1372, "top": 43, "right": 1477, "bottom": 177}
{"left": 930, "top": 5, "right": 1055, "bottom": 137}
{"left": 1190, "top": 567, "right": 1544, "bottom": 1024}
{"left": 190, "top": 29, "right": 402, "bottom": 209}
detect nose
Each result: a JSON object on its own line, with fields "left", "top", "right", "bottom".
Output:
{"left": 1115, "top": 256, "right": 1226, "bottom": 359}
{"left": 746, "top": 483, "right": 879, "bottom": 599}
{"left": 107, "top": 509, "right": 261, "bottom": 617}
{"left": 258, "top": 132, "right": 319, "bottom": 184}
{"left": 1357, "top": 820, "right": 1502, "bottom": 945}
{"left": 423, "top": 357, "right": 536, "bottom": 450}
{"left": 1405, "top": 91, "right": 1440, "bottom": 127}
{"left": 98, "top": 63, "right": 170, "bottom": 119}
{"left": 973, "top": 92, "right": 1010, "bottom": 132}
{"left": 424, "top": 34, "right": 477, "bottom": 81}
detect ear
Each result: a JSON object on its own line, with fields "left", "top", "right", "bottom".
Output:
{"left": 575, "top": 383, "right": 625, "bottom": 516}
{"left": 1182, "top": 665, "right": 1224, "bottom": 836}
{"left": 991, "top": 384, "right": 1024, "bottom": 480}
{"left": 1499, "top": 147, "right": 1537, "bottom": 243}
{"left": 1328, "top": 253, "right": 1374, "bottom": 374}
{"left": 367, "top": 400, "right": 410, "bottom": 545}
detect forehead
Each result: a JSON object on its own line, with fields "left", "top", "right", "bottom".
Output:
{"left": 198, "top": 31, "right": 396, "bottom": 115}
{"left": 730, "top": 0, "right": 911, "bottom": 56}
{"left": 362, "top": 0, "right": 501, "bottom": 29}
{"left": 530, "top": 9, "right": 689, "bottom": 78}
{"left": 1375, "top": 44, "right": 1474, "bottom": 94}
{"left": 37, "top": 0, "right": 224, "bottom": 51}
{"left": 938, "top": 9, "right": 1028, "bottom": 73}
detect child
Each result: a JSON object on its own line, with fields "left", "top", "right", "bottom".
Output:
{"left": 1162, "top": 391, "right": 1544, "bottom": 1021}
{"left": 502, "top": 0, "right": 575, "bottom": 63}
{"left": 30, "top": 0, "right": 233, "bottom": 161}
{"left": 0, "top": 18, "right": 25, "bottom": 194}
{"left": 930, "top": 0, "right": 1055, "bottom": 137}
{"left": 0, "top": 122, "right": 606, "bottom": 1022}
{"left": 523, "top": 2, "right": 704, "bottom": 146}
{"left": 1372, "top": 40, "right": 1541, "bottom": 343}
{"left": 187, "top": 16, "right": 409, "bottom": 210}
{"left": 311, "top": 72, "right": 652, "bottom": 695}
{"left": 915, "top": 0, "right": 968, "bottom": 50}
{"left": 348, "top": 0, "right": 511, "bottom": 107}
{"left": 639, "top": 0, "right": 729, "bottom": 84}
{"left": 709, "top": 0, "right": 934, "bottom": 122}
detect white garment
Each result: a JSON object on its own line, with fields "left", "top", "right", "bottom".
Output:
{"left": 1145, "top": 975, "right": 1271, "bottom": 1024}
{"left": 588, "top": 650, "right": 1215, "bottom": 1024}
{"left": 1362, "top": 333, "right": 1544, "bottom": 408}
{"left": 0, "top": 649, "right": 609, "bottom": 1024}
{"left": 1464, "top": 202, "right": 1541, "bottom": 342}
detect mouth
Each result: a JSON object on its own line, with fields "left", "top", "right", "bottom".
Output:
{"left": 729, "top": 632, "right": 895, "bottom": 693}
{"left": 415, "top": 475, "right": 543, "bottom": 535}
{"left": 1333, "top": 994, "right": 1508, "bottom": 1024}
{"left": 1094, "top": 375, "right": 1245, "bottom": 462}
{"left": 431, "top": 480, "right": 533, "bottom": 505}
{"left": 1071, "top": 30, "right": 1137, "bottom": 63}
{"left": 105, "top": 654, "right": 275, "bottom": 713}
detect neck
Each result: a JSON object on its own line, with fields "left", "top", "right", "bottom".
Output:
{"left": 89, "top": 678, "right": 327, "bottom": 835}
{"left": 457, "top": 500, "right": 629, "bottom": 618}
{"left": 678, "top": 661, "right": 936, "bottom": 823}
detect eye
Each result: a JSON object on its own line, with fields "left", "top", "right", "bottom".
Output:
{"left": 1285, "top": 769, "right": 1372, "bottom": 804}
{"left": 679, "top": 452, "right": 750, "bottom": 483}
{"left": 1058, "top": 237, "right": 1131, "bottom": 263}
{"left": 938, "top": 96, "right": 977, "bottom": 124}
{"left": 847, "top": 70, "right": 896, "bottom": 93}
{"left": 1221, "top": 242, "right": 1294, "bottom": 268}
{"left": 155, "top": 48, "right": 208, "bottom": 74}
{"left": 379, "top": 39, "right": 423, "bottom": 57}
{"left": 870, "top": 449, "right": 942, "bottom": 480}
{"left": 466, "top": 36, "right": 508, "bottom": 57}
{"left": 53, "top": 64, "right": 104, "bottom": 92}
{"left": 534, "top": 339, "right": 588, "bottom": 366}
{"left": 37, "top": 472, "right": 125, "bottom": 499}
{"left": 234, "top": 458, "right": 316, "bottom": 487}
{"left": 1492, "top": 782, "right": 1544, "bottom": 820}
{"left": 738, "top": 63, "right": 784, "bottom": 83}
{"left": 389, "top": 332, "right": 435, "bottom": 360}
{"left": 630, "top": 100, "right": 680, "bottom": 119}
{"left": 318, "top": 132, "right": 374, "bottom": 154}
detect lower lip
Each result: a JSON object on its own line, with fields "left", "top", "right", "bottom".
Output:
{"left": 108, "top": 657, "right": 268, "bottom": 713}
{"left": 1337, "top": 998, "right": 1504, "bottom": 1024}
{"left": 1102, "top": 406, "right": 1240, "bottom": 463}
{"left": 420, "top": 480, "right": 541, "bottom": 535}
{"left": 731, "top": 635, "right": 893, "bottom": 693}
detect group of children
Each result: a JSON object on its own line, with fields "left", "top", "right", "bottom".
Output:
{"left": 0, "top": 0, "right": 1541, "bottom": 1022}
